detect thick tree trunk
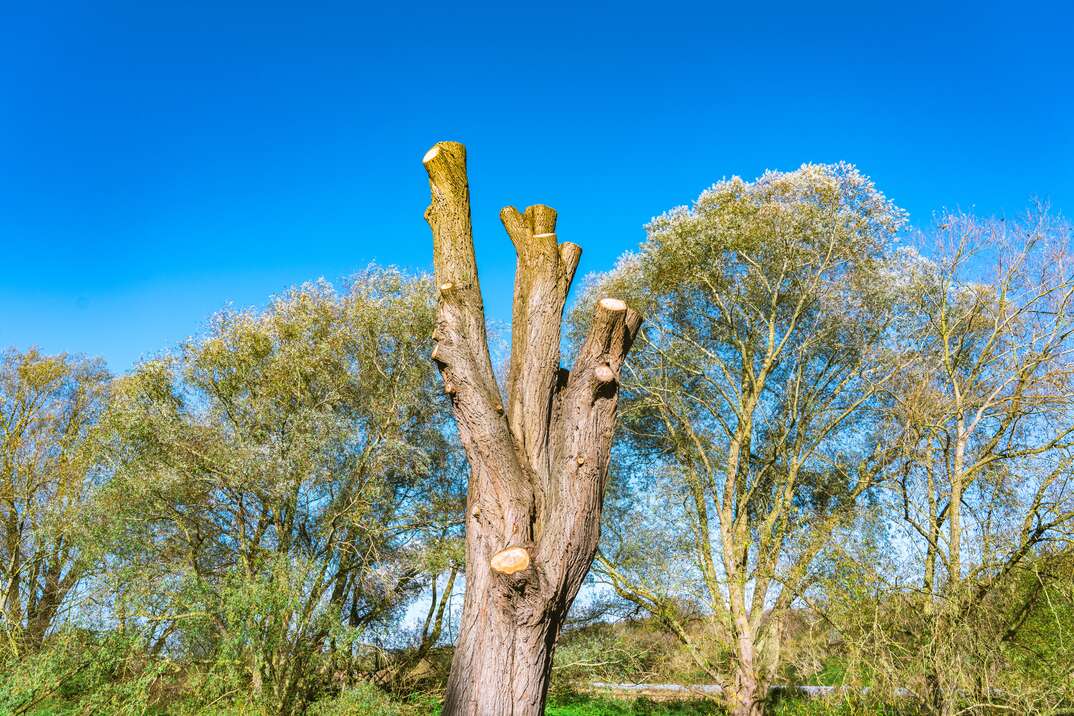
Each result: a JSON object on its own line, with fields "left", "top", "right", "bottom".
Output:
{"left": 443, "top": 562, "right": 558, "bottom": 714}
{"left": 422, "top": 142, "right": 641, "bottom": 715}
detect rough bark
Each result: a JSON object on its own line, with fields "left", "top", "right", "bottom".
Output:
{"left": 422, "top": 141, "right": 641, "bottom": 715}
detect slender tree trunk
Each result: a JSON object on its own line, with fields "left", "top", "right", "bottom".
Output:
{"left": 717, "top": 428, "right": 768, "bottom": 716}
{"left": 730, "top": 638, "right": 765, "bottom": 716}
{"left": 727, "top": 586, "right": 765, "bottom": 716}
{"left": 422, "top": 142, "right": 641, "bottom": 714}
{"left": 923, "top": 527, "right": 938, "bottom": 614}
{"left": 949, "top": 433, "right": 965, "bottom": 587}
{"left": 414, "top": 567, "right": 457, "bottom": 665}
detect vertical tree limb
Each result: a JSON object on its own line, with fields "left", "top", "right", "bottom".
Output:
{"left": 423, "top": 142, "right": 531, "bottom": 550}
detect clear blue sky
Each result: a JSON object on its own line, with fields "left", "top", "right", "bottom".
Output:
{"left": 3, "top": 1, "right": 1072, "bottom": 372}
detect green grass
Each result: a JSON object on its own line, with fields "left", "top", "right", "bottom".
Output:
{"left": 546, "top": 693, "right": 906, "bottom": 715}
{"left": 547, "top": 695, "right": 719, "bottom": 715}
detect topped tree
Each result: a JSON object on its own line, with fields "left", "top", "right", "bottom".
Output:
{"left": 422, "top": 142, "right": 641, "bottom": 715}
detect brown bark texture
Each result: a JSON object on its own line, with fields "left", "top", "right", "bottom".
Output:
{"left": 422, "top": 141, "right": 641, "bottom": 715}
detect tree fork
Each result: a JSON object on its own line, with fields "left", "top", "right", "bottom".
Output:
{"left": 423, "top": 142, "right": 641, "bottom": 715}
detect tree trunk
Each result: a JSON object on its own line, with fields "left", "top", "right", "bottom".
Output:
{"left": 949, "top": 433, "right": 965, "bottom": 587}
{"left": 730, "top": 670, "right": 765, "bottom": 716}
{"left": 422, "top": 142, "right": 641, "bottom": 715}
{"left": 728, "top": 611, "right": 766, "bottom": 716}
{"left": 443, "top": 563, "right": 559, "bottom": 713}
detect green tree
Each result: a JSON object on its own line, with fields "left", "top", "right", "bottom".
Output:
{"left": 843, "top": 212, "right": 1074, "bottom": 715}
{"left": 583, "top": 164, "right": 909, "bottom": 715}
{"left": 96, "top": 268, "right": 461, "bottom": 715}
{"left": 0, "top": 348, "right": 109, "bottom": 655}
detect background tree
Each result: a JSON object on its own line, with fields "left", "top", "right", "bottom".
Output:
{"left": 0, "top": 348, "right": 109, "bottom": 654}
{"left": 95, "top": 268, "right": 461, "bottom": 715}
{"left": 842, "top": 211, "right": 1074, "bottom": 715}
{"left": 583, "top": 164, "right": 909, "bottom": 715}
{"left": 421, "top": 141, "right": 641, "bottom": 715}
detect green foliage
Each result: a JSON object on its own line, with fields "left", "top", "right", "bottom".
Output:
{"left": 820, "top": 550, "right": 1074, "bottom": 714}
{"left": 307, "top": 682, "right": 437, "bottom": 716}
{"left": 545, "top": 693, "right": 905, "bottom": 715}
{"left": 0, "top": 349, "right": 110, "bottom": 654}
{"left": 82, "top": 267, "right": 462, "bottom": 715}
{"left": 0, "top": 629, "right": 169, "bottom": 716}
{"left": 553, "top": 618, "right": 723, "bottom": 693}
{"left": 766, "top": 696, "right": 903, "bottom": 716}
{"left": 0, "top": 637, "right": 437, "bottom": 716}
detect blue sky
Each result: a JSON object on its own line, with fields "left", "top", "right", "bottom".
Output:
{"left": 2, "top": 1, "right": 1072, "bottom": 372}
